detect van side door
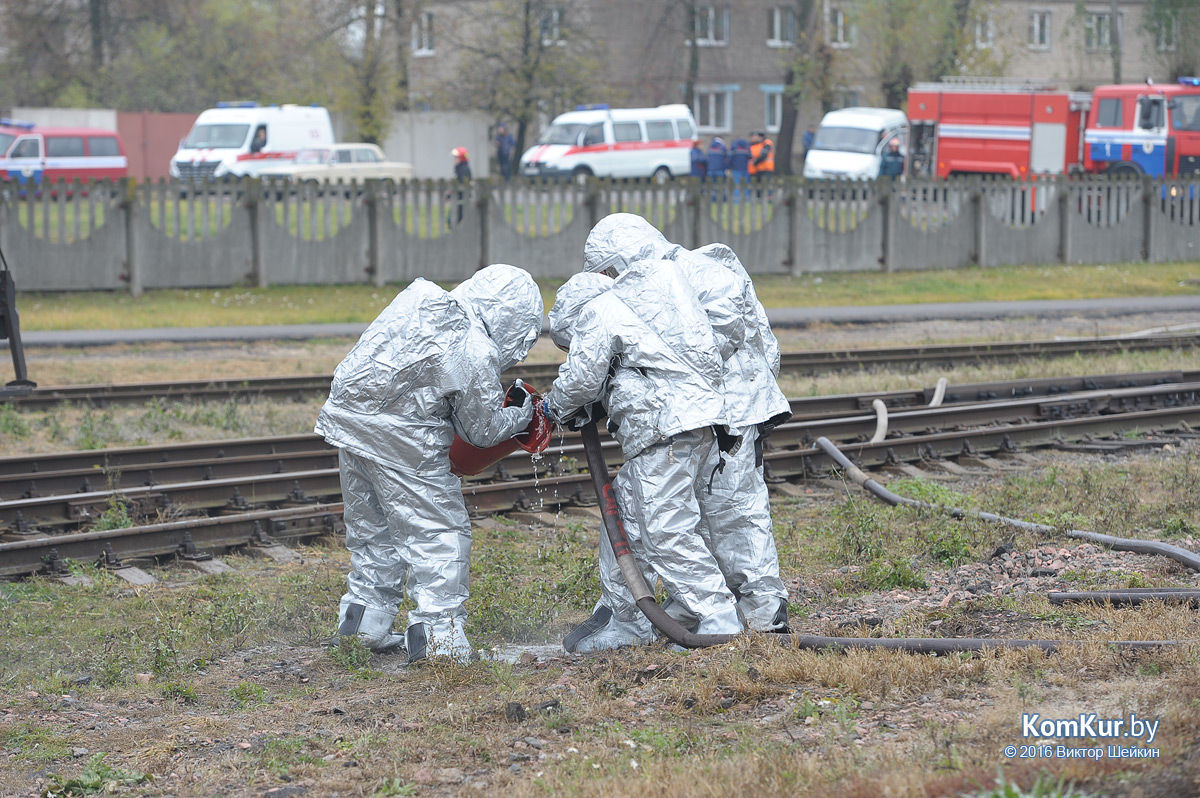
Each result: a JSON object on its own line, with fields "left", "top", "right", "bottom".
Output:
{"left": 610, "top": 121, "right": 644, "bottom": 178}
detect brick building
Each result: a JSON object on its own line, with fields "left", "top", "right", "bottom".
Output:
{"left": 403, "top": 0, "right": 1191, "bottom": 170}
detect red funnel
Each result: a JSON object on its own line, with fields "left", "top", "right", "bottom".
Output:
{"left": 449, "top": 381, "right": 553, "bottom": 476}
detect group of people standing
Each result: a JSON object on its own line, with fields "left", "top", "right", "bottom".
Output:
{"left": 318, "top": 212, "right": 791, "bottom": 663}
{"left": 691, "top": 132, "right": 775, "bottom": 185}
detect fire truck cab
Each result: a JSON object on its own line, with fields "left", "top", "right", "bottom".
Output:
{"left": 1083, "top": 79, "right": 1200, "bottom": 177}
{"left": 907, "top": 79, "right": 1090, "bottom": 179}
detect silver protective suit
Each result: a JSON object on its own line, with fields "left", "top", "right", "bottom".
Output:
{"left": 316, "top": 265, "right": 543, "bottom": 659}
{"left": 583, "top": 214, "right": 791, "bottom": 631}
{"left": 545, "top": 264, "right": 742, "bottom": 650}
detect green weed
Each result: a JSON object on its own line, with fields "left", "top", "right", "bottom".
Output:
{"left": 230, "top": 681, "right": 268, "bottom": 708}
{"left": 862, "top": 556, "right": 927, "bottom": 590}
{"left": 374, "top": 778, "right": 418, "bottom": 797}
{"left": 251, "top": 736, "right": 323, "bottom": 777}
{"left": 0, "top": 403, "right": 31, "bottom": 438}
{"left": 43, "top": 753, "right": 148, "bottom": 795}
{"left": 330, "top": 636, "right": 374, "bottom": 672}
{"left": 92, "top": 494, "right": 135, "bottom": 531}
{"left": 965, "top": 769, "right": 1091, "bottom": 798}
{"left": 628, "top": 727, "right": 697, "bottom": 756}
{"left": 1, "top": 722, "right": 71, "bottom": 763}
{"left": 160, "top": 681, "right": 198, "bottom": 704}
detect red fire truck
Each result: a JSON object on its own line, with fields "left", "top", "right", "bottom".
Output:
{"left": 907, "top": 77, "right": 1200, "bottom": 179}
{"left": 907, "top": 79, "right": 1090, "bottom": 178}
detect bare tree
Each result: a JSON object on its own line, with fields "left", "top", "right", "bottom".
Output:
{"left": 444, "top": 0, "right": 602, "bottom": 156}
{"left": 777, "top": 0, "right": 833, "bottom": 174}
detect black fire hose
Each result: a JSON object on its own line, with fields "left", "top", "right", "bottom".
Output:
{"left": 1050, "top": 589, "right": 1200, "bottom": 608}
{"left": 577, "top": 422, "right": 1173, "bottom": 654}
{"left": 813, "top": 437, "right": 1200, "bottom": 574}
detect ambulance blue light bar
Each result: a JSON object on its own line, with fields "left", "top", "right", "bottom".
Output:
{"left": 575, "top": 104, "right": 610, "bottom": 111}
{"left": 215, "top": 101, "right": 259, "bottom": 108}
{"left": 1179, "top": 77, "right": 1200, "bottom": 87}
{"left": 0, "top": 118, "right": 36, "bottom": 130}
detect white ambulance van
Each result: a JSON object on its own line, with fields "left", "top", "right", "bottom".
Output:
{"left": 803, "top": 107, "right": 908, "bottom": 180}
{"left": 169, "top": 102, "right": 335, "bottom": 182}
{"left": 519, "top": 104, "right": 697, "bottom": 181}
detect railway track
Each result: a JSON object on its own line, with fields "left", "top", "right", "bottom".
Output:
{"left": 5, "top": 333, "right": 1197, "bottom": 410}
{"left": 2, "top": 374, "right": 1199, "bottom": 578}
{"left": 4, "top": 368, "right": 1191, "bottom": 499}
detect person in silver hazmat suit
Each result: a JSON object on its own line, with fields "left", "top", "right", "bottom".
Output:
{"left": 315, "top": 264, "right": 543, "bottom": 663}
{"left": 542, "top": 261, "right": 746, "bottom": 653}
{"left": 582, "top": 213, "right": 793, "bottom": 633}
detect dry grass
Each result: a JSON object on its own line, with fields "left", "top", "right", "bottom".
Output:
{"left": 2, "top": 444, "right": 1198, "bottom": 797}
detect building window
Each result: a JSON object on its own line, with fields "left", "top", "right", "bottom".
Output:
{"left": 763, "top": 89, "right": 783, "bottom": 133}
{"left": 834, "top": 86, "right": 860, "bottom": 109}
{"left": 768, "top": 7, "right": 796, "bottom": 47}
{"left": 411, "top": 11, "right": 434, "bottom": 56}
{"left": 828, "top": 7, "right": 855, "bottom": 49}
{"left": 974, "top": 12, "right": 995, "bottom": 49}
{"left": 1029, "top": 11, "right": 1051, "bottom": 50}
{"left": 1083, "top": 12, "right": 1113, "bottom": 52}
{"left": 1156, "top": 13, "right": 1177, "bottom": 52}
{"left": 694, "top": 89, "right": 732, "bottom": 132}
{"left": 692, "top": 6, "right": 729, "bottom": 46}
{"left": 541, "top": 5, "right": 565, "bottom": 46}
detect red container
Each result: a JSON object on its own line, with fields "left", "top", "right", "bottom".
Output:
{"left": 449, "top": 382, "right": 553, "bottom": 476}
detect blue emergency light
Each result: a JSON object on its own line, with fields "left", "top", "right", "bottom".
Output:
{"left": 215, "top": 101, "right": 259, "bottom": 108}
{"left": 0, "top": 117, "right": 35, "bottom": 130}
{"left": 575, "top": 104, "right": 610, "bottom": 111}
{"left": 1179, "top": 77, "right": 1200, "bottom": 87}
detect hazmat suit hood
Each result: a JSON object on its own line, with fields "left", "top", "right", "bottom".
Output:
{"left": 583, "top": 213, "right": 680, "bottom": 276}
{"left": 549, "top": 272, "right": 613, "bottom": 351}
{"left": 450, "top": 264, "right": 544, "bottom": 370}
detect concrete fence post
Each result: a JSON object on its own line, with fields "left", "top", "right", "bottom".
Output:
{"left": 783, "top": 177, "right": 796, "bottom": 272}
{"left": 123, "top": 178, "right": 142, "bottom": 297}
{"left": 972, "top": 176, "right": 986, "bottom": 267}
{"left": 477, "top": 179, "right": 491, "bottom": 271}
{"left": 880, "top": 179, "right": 896, "bottom": 273}
{"left": 1142, "top": 174, "right": 1155, "bottom": 263}
{"left": 365, "top": 179, "right": 383, "bottom": 286}
{"left": 246, "top": 178, "right": 266, "bottom": 289}
{"left": 1058, "top": 175, "right": 1072, "bottom": 265}
{"left": 688, "top": 178, "right": 702, "bottom": 250}
{"left": 584, "top": 180, "right": 600, "bottom": 231}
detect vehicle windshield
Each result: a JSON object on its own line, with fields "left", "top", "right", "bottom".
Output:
{"left": 536, "top": 123, "right": 585, "bottom": 145}
{"left": 811, "top": 126, "right": 881, "bottom": 154}
{"left": 0, "top": 133, "right": 14, "bottom": 156}
{"left": 1171, "top": 95, "right": 1200, "bottom": 132}
{"left": 295, "top": 149, "right": 332, "bottom": 165}
{"left": 182, "top": 124, "right": 251, "bottom": 149}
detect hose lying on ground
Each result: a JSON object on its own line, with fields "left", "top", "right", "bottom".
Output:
{"left": 813, "top": 436, "right": 1200, "bottom": 574}
{"left": 1049, "top": 589, "right": 1200, "bottom": 607}
{"left": 577, "top": 421, "right": 1173, "bottom": 654}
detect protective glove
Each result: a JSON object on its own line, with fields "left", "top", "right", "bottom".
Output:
{"left": 511, "top": 396, "right": 535, "bottom": 430}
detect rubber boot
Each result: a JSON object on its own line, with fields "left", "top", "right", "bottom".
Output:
{"left": 563, "top": 605, "right": 655, "bottom": 654}
{"left": 406, "top": 618, "right": 475, "bottom": 665}
{"left": 337, "top": 600, "right": 406, "bottom": 654}
{"left": 737, "top": 594, "right": 791, "bottom": 633}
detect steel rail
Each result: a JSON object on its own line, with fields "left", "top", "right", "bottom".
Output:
{"left": 6, "top": 334, "right": 1197, "bottom": 410}
{"left": 3, "top": 370, "right": 1194, "bottom": 499}
{"left": 6, "top": 381, "right": 1199, "bottom": 527}
{"left": 0, "top": 504, "right": 344, "bottom": 578}
{"left": 3, "top": 403, "right": 1198, "bottom": 576}
{"left": 4, "top": 399, "right": 1199, "bottom": 541}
